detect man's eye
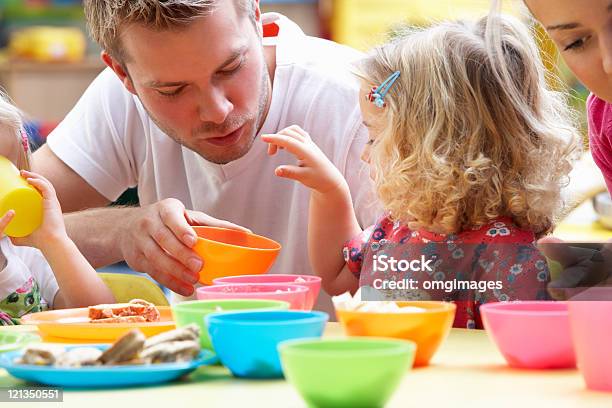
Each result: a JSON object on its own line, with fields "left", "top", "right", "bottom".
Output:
{"left": 564, "top": 36, "right": 590, "bottom": 51}
{"left": 157, "top": 87, "right": 185, "bottom": 97}
{"left": 220, "top": 59, "right": 244, "bottom": 76}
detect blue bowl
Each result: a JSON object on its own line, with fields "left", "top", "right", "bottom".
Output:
{"left": 206, "top": 310, "right": 328, "bottom": 378}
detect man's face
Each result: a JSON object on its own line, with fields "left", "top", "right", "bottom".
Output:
{"left": 526, "top": 0, "right": 612, "bottom": 102}
{"left": 116, "top": 1, "right": 270, "bottom": 164}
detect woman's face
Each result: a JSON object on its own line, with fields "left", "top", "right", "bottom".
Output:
{"left": 526, "top": 0, "right": 612, "bottom": 102}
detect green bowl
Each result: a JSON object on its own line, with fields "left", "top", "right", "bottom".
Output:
{"left": 171, "top": 299, "right": 290, "bottom": 350}
{"left": 279, "top": 338, "right": 415, "bottom": 408}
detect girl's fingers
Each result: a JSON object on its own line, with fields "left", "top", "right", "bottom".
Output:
{"left": 274, "top": 165, "right": 309, "bottom": 181}
{"left": 278, "top": 126, "right": 309, "bottom": 142}
{"left": 267, "top": 143, "right": 278, "bottom": 156}
{"left": 21, "top": 170, "right": 56, "bottom": 196}
{"left": 25, "top": 177, "right": 52, "bottom": 199}
{"left": 261, "top": 134, "right": 309, "bottom": 160}
{"left": 0, "top": 210, "right": 15, "bottom": 231}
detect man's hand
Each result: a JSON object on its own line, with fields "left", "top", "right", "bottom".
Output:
{"left": 262, "top": 125, "right": 348, "bottom": 195}
{"left": 537, "top": 236, "right": 612, "bottom": 300}
{"left": 119, "top": 198, "right": 250, "bottom": 296}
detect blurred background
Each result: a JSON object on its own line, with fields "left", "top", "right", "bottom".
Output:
{"left": 0, "top": 0, "right": 607, "bottom": 242}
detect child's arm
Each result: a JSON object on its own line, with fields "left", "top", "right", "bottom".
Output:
{"left": 10, "top": 170, "right": 114, "bottom": 308}
{"left": 262, "top": 126, "right": 362, "bottom": 295}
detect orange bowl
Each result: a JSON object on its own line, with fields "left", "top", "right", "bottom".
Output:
{"left": 335, "top": 301, "right": 456, "bottom": 367}
{"left": 192, "top": 226, "right": 281, "bottom": 285}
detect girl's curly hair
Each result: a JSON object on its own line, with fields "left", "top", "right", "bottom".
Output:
{"left": 354, "top": 14, "right": 580, "bottom": 238}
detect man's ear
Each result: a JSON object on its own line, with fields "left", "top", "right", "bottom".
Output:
{"left": 101, "top": 51, "right": 137, "bottom": 95}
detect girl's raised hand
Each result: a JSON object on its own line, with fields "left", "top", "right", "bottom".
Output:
{"left": 11, "top": 170, "right": 67, "bottom": 250}
{"left": 262, "top": 125, "right": 348, "bottom": 195}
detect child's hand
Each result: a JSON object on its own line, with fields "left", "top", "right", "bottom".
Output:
{"left": 11, "top": 170, "right": 68, "bottom": 251}
{"left": 262, "top": 126, "right": 348, "bottom": 195}
{"left": 0, "top": 210, "right": 15, "bottom": 236}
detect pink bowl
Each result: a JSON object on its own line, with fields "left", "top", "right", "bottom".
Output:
{"left": 569, "top": 300, "right": 612, "bottom": 391}
{"left": 480, "top": 301, "right": 576, "bottom": 369}
{"left": 213, "top": 274, "right": 321, "bottom": 310}
{"left": 196, "top": 283, "right": 309, "bottom": 310}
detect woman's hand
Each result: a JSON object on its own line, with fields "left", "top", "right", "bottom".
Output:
{"left": 262, "top": 125, "right": 349, "bottom": 195}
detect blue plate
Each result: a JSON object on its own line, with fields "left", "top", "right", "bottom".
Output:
{"left": 0, "top": 331, "right": 40, "bottom": 353}
{"left": 0, "top": 345, "right": 217, "bottom": 388}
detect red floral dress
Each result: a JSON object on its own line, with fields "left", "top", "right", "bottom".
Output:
{"left": 343, "top": 215, "right": 550, "bottom": 329}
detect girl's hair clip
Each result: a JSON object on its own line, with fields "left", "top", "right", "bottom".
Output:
{"left": 20, "top": 128, "right": 29, "bottom": 153}
{"left": 366, "top": 71, "right": 401, "bottom": 108}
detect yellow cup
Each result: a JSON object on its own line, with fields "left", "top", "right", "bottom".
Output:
{"left": 0, "top": 156, "right": 43, "bottom": 237}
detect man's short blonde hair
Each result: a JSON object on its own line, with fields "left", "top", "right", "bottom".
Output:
{"left": 84, "top": 0, "right": 255, "bottom": 62}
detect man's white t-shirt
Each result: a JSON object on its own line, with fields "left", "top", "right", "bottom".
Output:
{"left": 46, "top": 14, "right": 378, "bottom": 310}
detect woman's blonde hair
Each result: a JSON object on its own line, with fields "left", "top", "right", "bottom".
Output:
{"left": 354, "top": 13, "right": 580, "bottom": 238}
{"left": 0, "top": 91, "right": 29, "bottom": 171}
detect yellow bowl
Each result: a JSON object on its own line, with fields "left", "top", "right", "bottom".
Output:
{"left": 336, "top": 301, "right": 456, "bottom": 366}
{"left": 193, "top": 226, "right": 281, "bottom": 285}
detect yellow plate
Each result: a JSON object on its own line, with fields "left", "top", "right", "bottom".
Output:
{"left": 21, "top": 307, "right": 175, "bottom": 342}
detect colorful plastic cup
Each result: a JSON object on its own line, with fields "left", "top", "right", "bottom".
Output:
{"left": 171, "top": 299, "right": 290, "bottom": 350}
{"left": 569, "top": 300, "right": 612, "bottom": 391}
{"left": 196, "top": 283, "right": 308, "bottom": 310}
{"left": 336, "top": 301, "right": 455, "bottom": 367}
{"left": 206, "top": 310, "right": 328, "bottom": 378}
{"left": 481, "top": 301, "right": 576, "bottom": 369}
{"left": 0, "top": 156, "right": 42, "bottom": 237}
{"left": 279, "top": 338, "right": 415, "bottom": 408}
{"left": 213, "top": 274, "right": 322, "bottom": 310}
{"left": 192, "top": 226, "right": 281, "bottom": 285}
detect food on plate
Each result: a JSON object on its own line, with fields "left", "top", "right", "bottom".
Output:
{"left": 141, "top": 340, "right": 200, "bottom": 363}
{"left": 13, "top": 324, "right": 202, "bottom": 367}
{"left": 16, "top": 344, "right": 65, "bottom": 365}
{"left": 144, "top": 324, "right": 199, "bottom": 348}
{"left": 55, "top": 347, "right": 103, "bottom": 367}
{"left": 88, "top": 299, "right": 160, "bottom": 323}
{"left": 98, "top": 329, "right": 146, "bottom": 365}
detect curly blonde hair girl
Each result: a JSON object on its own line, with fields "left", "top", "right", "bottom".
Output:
{"left": 354, "top": 13, "right": 580, "bottom": 238}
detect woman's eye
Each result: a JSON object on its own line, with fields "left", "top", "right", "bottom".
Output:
{"left": 366, "top": 139, "right": 375, "bottom": 145}
{"left": 564, "top": 36, "right": 590, "bottom": 51}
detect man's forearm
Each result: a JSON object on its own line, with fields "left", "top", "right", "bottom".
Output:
{"left": 64, "top": 206, "right": 138, "bottom": 268}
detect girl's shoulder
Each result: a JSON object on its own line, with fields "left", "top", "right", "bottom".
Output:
{"left": 456, "top": 217, "right": 535, "bottom": 244}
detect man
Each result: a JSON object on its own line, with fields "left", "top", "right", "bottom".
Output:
{"left": 33, "top": 0, "right": 375, "bottom": 308}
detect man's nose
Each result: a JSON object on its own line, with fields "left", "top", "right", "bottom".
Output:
{"left": 199, "top": 88, "right": 233, "bottom": 124}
